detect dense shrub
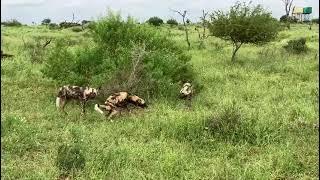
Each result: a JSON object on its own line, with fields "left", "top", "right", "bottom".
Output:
{"left": 81, "top": 20, "right": 91, "bottom": 25}
{"left": 147, "top": 16, "right": 164, "bottom": 26}
{"left": 42, "top": 12, "right": 195, "bottom": 99}
{"left": 48, "top": 23, "right": 59, "bottom": 30}
{"left": 1, "top": 19, "right": 22, "bottom": 27}
{"left": 42, "top": 39, "right": 106, "bottom": 85}
{"left": 71, "top": 26, "right": 83, "bottom": 32}
{"left": 283, "top": 38, "right": 308, "bottom": 54}
{"left": 177, "top": 25, "right": 184, "bottom": 30}
{"left": 59, "top": 22, "right": 81, "bottom": 28}
{"left": 205, "top": 103, "right": 257, "bottom": 144}
{"left": 280, "top": 15, "right": 298, "bottom": 23}
{"left": 311, "top": 18, "right": 319, "bottom": 24}
{"left": 279, "top": 15, "right": 287, "bottom": 22}
{"left": 167, "top": 19, "right": 178, "bottom": 26}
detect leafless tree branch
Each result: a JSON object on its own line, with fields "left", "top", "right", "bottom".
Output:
{"left": 171, "top": 9, "right": 191, "bottom": 50}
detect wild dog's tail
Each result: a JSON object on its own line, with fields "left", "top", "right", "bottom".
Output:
{"left": 56, "top": 97, "right": 61, "bottom": 108}
{"left": 94, "top": 104, "right": 104, "bottom": 114}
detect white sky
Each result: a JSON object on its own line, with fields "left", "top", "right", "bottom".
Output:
{"left": 1, "top": 0, "right": 319, "bottom": 24}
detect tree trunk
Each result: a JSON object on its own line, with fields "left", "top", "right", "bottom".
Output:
{"left": 172, "top": 10, "right": 190, "bottom": 50}
{"left": 183, "top": 19, "right": 190, "bottom": 50}
{"left": 231, "top": 43, "right": 242, "bottom": 62}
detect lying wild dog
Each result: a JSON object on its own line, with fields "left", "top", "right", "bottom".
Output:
{"left": 56, "top": 85, "right": 100, "bottom": 114}
{"left": 94, "top": 92, "right": 147, "bottom": 120}
{"left": 180, "top": 82, "right": 193, "bottom": 107}
{"left": 180, "top": 82, "right": 193, "bottom": 99}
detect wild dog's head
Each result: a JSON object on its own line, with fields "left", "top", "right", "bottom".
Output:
{"left": 180, "top": 82, "right": 192, "bottom": 97}
{"left": 128, "top": 95, "right": 147, "bottom": 108}
{"left": 84, "top": 86, "right": 101, "bottom": 99}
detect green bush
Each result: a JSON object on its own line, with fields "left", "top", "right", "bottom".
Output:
{"left": 81, "top": 20, "right": 91, "bottom": 25}
{"left": 205, "top": 103, "right": 257, "bottom": 144}
{"left": 177, "top": 25, "right": 184, "bottom": 31}
{"left": 71, "top": 26, "right": 83, "bottom": 32}
{"left": 146, "top": 16, "right": 164, "bottom": 26}
{"left": 59, "top": 22, "right": 81, "bottom": 28}
{"left": 283, "top": 38, "right": 308, "bottom": 54}
{"left": 311, "top": 18, "right": 319, "bottom": 24}
{"left": 167, "top": 19, "right": 178, "bottom": 26}
{"left": 48, "top": 23, "right": 59, "bottom": 30}
{"left": 42, "top": 39, "right": 107, "bottom": 85}
{"left": 280, "top": 15, "right": 298, "bottom": 23}
{"left": 1, "top": 19, "right": 22, "bottom": 27}
{"left": 42, "top": 12, "right": 195, "bottom": 99}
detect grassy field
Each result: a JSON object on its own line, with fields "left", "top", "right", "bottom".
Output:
{"left": 1, "top": 23, "right": 319, "bottom": 179}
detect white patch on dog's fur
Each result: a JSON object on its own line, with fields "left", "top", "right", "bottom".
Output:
{"left": 84, "top": 87, "right": 98, "bottom": 96}
{"left": 93, "top": 88, "right": 98, "bottom": 94}
{"left": 56, "top": 97, "right": 61, "bottom": 108}
{"left": 180, "top": 83, "right": 192, "bottom": 96}
{"left": 94, "top": 104, "right": 104, "bottom": 114}
{"left": 83, "top": 88, "right": 91, "bottom": 96}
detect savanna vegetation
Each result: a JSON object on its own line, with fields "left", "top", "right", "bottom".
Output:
{"left": 1, "top": 3, "right": 319, "bottom": 180}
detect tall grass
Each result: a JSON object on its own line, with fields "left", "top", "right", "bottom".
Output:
{"left": 1, "top": 22, "right": 318, "bottom": 179}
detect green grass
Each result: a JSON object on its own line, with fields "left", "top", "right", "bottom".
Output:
{"left": 1, "top": 23, "right": 319, "bottom": 179}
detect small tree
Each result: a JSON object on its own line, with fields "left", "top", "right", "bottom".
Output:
{"left": 41, "top": 18, "right": 51, "bottom": 25}
{"left": 311, "top": 18, "right": 319, "bottom": 24}
{"left": 147, "top": 17, "right": 163, "bottom": 26}
{"left": 208, "top": 2, "right": 280, "bottom": 62}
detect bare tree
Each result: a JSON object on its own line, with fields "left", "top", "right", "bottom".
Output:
{"left": 72, "top": 13, "right": 75, "bottom": 23}
{"left": 195, "top": 10, "right": 209, "bottom": 48}
{"left": 127, "top": 42, "right": 148, "bottom": 90}
{"left": 171, "top": 9, "right": 191, "bottom": 50}
{"left": 200, "top": 10, "right": 208, "bottom": 39}
{"left": 282, "top": 0, "right": 294, "bottom": 16}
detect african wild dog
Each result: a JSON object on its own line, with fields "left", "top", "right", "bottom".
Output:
{"left": 94, "top": 92, "right": 147, "bottom": 120}
{"left": 56, "top": 85, "right": 100, "bottom": 114}
{"left": 180, "top": 82, "right": 193, "bottom": 107}
{"left": 180, "top": 82, "right": 193, "bottom": 99}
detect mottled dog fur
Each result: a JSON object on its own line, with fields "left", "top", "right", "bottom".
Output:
{"left": 180, "top": 82, "right": 193, "bottom": 107}
{"left": 180, "top": 82, "right": 193, "bottom": 99}
{"left": 94, "top": 92, "right": 147, "bottom": 120}
{"left": 56, "top": 85, "right": 100, "bottom": 114}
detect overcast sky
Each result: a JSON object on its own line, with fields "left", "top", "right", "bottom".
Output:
{"left": 1, "top": 0, "right": 319, "bottom": 24}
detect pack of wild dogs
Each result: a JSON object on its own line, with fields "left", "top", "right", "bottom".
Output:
{"left": 56, "top": 83, "right": 193, "bottom": 120}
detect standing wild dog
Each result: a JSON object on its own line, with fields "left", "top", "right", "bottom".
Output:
{"left": 56, "top": 85, "right": 100, "bottom": 114}
{"left": 94, "top": 92, "right": 147, "bottom": 120}
{"left": 180, "top": 82, "right": 193, "bottom": 107}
